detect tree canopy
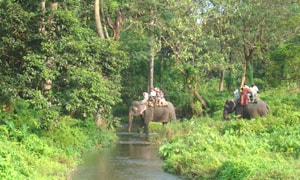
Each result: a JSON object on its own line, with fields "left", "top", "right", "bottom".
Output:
{"left": 0, "top": 0, "right": 299, "bottom": 120}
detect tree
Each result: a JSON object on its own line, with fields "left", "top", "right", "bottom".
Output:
{"left": 94, "top": 0, "right": 124, "bottom": 40}
{"left": 0, "top": 1, "right": 39, "bottom": 104}
{"left": 118, "top": 0, "right": 164, "bottom": 99}
{"left": 200, "top": 0, "right": 299, "bottom": 91}
{"left": 201, "top": 1, "right": 241, "bottom": 92}
{"left": 232, "top": 0, "right": 297, "bottom": 87}
{"left": 158, "top": 0, "right": 210, "bottom": 112}
{"left": 95, "top": 0, "right": 105, "bottom": 38}
{"left": 121, "top": 0, "right": 212, "bottom": 114}
{"left": 268, "top": 40, "right": 300, "bottom": 87}
{"left": 0, "top": 0, "right": 129, "bottom": 121}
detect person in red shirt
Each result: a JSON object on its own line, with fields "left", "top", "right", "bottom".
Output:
{"left": 240, "top": 87, "right": 249, "bottom": 106}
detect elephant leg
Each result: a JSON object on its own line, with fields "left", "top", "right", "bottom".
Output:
{"left": 235, "top": 106, "right": 243, "bottom": 119}
{"left": 144, "top": 121, "right": 149, "bottom": 138}
{"left": 162, "top": 122, "right": 168, "bottom": 126}
{"left": 137, "top": 115, "right": 144, "bottom": 134}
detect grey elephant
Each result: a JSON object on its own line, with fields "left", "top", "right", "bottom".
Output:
{"left": 128, "top": 101, "right": 176, "bottom": 137}
{"left": 223, "top": 98, "right": 269, "bottom": 120}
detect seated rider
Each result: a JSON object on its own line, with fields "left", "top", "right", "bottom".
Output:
{"left": 156, "top": 88, "right": 166, "bottom": 105}
{"left": 141, "top": 92, "right": 149, "bottom": 104}
{"left": 140, "top": 92, "right": 149, "bottom": 115}
{"left": 240, "top": 87, "right": 249, "bottom": 106}
{"left": 243, "top": 83, "right": 251, "bottom": 100}
{"left": 243, "top": 83, "right": 249, "bottom": 89}
{"left": 234, "top": 88, "right": 239, "bottom": 99}
{"left": 249, "top": 84, "right": 259, "bottom": 102}
{"left": 149, "top": 88, "right": 157, "bottom": 103}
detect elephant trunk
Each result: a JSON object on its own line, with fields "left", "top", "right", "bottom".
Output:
{"left": 128, "top": 111, "right": 133, "bottom": 133}
{"left": 223, "top": 108, "right": 230, "bottom": 120}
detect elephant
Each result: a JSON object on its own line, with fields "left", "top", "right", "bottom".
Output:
{"left": 128, "top": 100, "right": 176, "bottom": 137}
{"left": 223, "top": 98, "right": 269, "bottom": 120}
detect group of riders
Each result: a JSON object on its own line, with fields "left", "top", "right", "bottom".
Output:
{"left": 235, "top": 83, "right": 259, "bottom": 106}
{"left": 138, "top": 83, "right": 258, "bottom": 114}
{"left": 139, "top": 87, "right": 167, "bottom": 115}
{"left": 141, "top": 87, "right": 166, "bottom": 105}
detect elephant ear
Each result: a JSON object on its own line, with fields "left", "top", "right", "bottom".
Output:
{"left": 225, "top": 99, "right": 236, "bottom": 112}
{"left": 132, "top": 107, "right": 138, "bottom": 113}
{"left": 226, "top": 99, "right": 233, "bottom": 106}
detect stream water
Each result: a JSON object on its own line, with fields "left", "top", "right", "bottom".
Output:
{"left": 71, "top": 132, "right": 183, "bottom": 180}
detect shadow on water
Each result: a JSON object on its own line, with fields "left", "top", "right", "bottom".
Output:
{"left": 71, "top": 132, "right": 183, "bottom": 180}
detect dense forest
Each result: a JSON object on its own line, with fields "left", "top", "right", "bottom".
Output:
{"left": 0, "top": 0, "right": 299, "bottom": 179}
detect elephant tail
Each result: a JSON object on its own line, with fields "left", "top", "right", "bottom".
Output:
{"left": 168, "top": 103, "right": 177, "bottom": 121}
{"left": 170, "top": 112, "right": 177, "bottom": 121}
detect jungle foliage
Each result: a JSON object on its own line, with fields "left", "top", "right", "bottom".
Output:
{"left": 0, "top": 0, "right": 299, "bottom": 179}
{"left": 0, "top": 99, "right": 117, "bottom": 179}
{"left": 158, "top": 88, "right": 300, "bottom": 179}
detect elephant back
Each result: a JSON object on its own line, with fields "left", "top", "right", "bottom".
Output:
{"left": 147, "top": 101, "right": 170, "bottom": 107}
{"left": 151, "top": 101, "right": 176, "bottom": 121}
{"left": 243, "top": 99, "right": 269, "bottom": 118}
{"left": 257, "top": 99, "right": 269, "bottom": 113}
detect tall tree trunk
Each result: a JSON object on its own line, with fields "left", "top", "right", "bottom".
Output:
{"left": 41, "top": 1, "right": 57, "bottom": 93}
{"left": 147, "top": 9, "right": 155, "bottom": 92}
{"left": 241, "top": 43, "right": 254, "bottom": 88}
{"left": 41, "top": 0, "right": 45, "bottom": 11}
{"left": 240, "top": 60, "right": 247, "bottom": 89}
{"left": 219, "top": 69, "right": 225, "bottom": 92}
{"left": 148, "top": 54, "right": 154, "bottom": 92}
{"left": 241, "top": 18, "right": 254, "bottom": 88}
{"left": 94, "top": 0, "right": 105, "bottom": 39}
{"left": 40, "top": 0, "right": 46, "bottom": 33}
{"left": 241, "top": 42, "right": 249, "bottom": 89}
{"left": 218, "top": 40, "right": 225, "bottom": 92}
{"left": 218, "top": 21, "right": 226, "bottom": 92}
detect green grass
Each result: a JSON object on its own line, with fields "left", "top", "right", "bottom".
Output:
{"left": 1, "top": 87, "right": 297, "bottom": 179}
{"left": 0, "top": 101, "right": 117, "bottom": 180}
{"left": 158, "top": 87, "right": 300, "bottom": 179}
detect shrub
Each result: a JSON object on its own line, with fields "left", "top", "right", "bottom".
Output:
{"left": 158, "top": 88, "right": 300, "bottom": 179}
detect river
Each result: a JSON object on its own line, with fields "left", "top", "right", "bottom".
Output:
{"left": 71, "top": 132, "right": 183, "bottom": 180}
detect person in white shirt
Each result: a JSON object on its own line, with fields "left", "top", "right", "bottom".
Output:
{"left": 156, "top": 88, "right": 166, "bottom": 105}
{"left": 243, "top": 83, "right": 249, "bottom": 89}
{"left": 140, "top": 92, "right": 149, "bottom": 114}
{"left": 234, "top": 88, "right": 239, "bottom": 99}
{"left": 249, "top": 84, "right": 259, "bottom": 102}
{"left": 141, "top": 92, "right": 149, "bottom": 104}
{"left": 150, "top": 88, "right": 157, "bottom": 102}
{"left": 243, "top": 83, "right": 251, "bottom": 100}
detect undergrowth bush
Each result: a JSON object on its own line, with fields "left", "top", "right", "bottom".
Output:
{"left": 0, "top": 99, "right": 117, "bottom": 179}
{"left": 159, "top": 88, "right": 300, "bottom": 179}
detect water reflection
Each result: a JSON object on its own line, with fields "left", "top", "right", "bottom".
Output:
{"left": 72, "top": 133, "right": 182, "bottom": 180}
